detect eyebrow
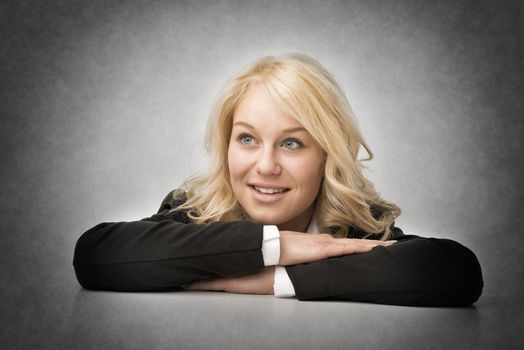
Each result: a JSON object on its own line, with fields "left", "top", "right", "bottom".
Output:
{"left": 232, "top": 121, "right": 307, "bottom": 133}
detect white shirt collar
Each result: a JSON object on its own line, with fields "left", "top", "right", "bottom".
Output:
{"left": 306, "top": 214, "right": 320, "bottom": 233}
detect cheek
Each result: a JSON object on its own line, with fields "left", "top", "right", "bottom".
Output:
{"left": 228, "top": 146, "right": 250, "bottom": 181}
{"left": 289, "top": 155, "right": 324, "bottom": 188}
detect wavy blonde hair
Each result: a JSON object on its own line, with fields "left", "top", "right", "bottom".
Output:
{"left": 171, "top": 53, "right": 400, "bottom": 239}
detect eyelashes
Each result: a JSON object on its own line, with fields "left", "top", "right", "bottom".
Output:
{"left": 238, "top": 133, "right": 255, "bottom": 145}
{"left": 281, "top": 139, "right": 303, "bottom": 150}
{"left": 236, "top": 133, "right": 304, "bottom": 150}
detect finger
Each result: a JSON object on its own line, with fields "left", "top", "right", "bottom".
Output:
{"left": 334, "top": 240, "right": 394, "bottom": 255}
{"left": 346, "top": 239, "right": 397, "bottom": 246}
{"left": 345, "top": 240, "right": 382, "bottom": 249}
{"left": 345, "top": 246, "right": 373, "bottom": 255}
{"left": 358, "top": 242, "right": 395, "bottom": 250}
{"left": 381, "top": 240, "right": 397, "bottom": 245}
{"left": 183, "top": 281, "right": 207, "bottom": 290}
{"left": 351, "top": 242, "right": 375, "bottom": 253}
{"left": 184, "top": 279, "right": 224, "bottom": 291}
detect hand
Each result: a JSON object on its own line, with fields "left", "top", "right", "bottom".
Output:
{"left": 183, "top": 266, "right": 275, "bottom": 295}
{"left": 278, "top": 231, "right": 396, "bottom": 266}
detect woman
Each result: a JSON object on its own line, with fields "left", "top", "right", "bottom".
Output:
{"left": 73, "top": 53, "right": 483, "bottom": 306}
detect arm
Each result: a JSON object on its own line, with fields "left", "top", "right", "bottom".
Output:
{"left": 73, "top": 220, "right": 267, "bottom": 291}
{"left": 186, "top": 229, "right": 483, "bottom": 306}
{"left": 73, "top": 191, "right": 389, "bottom": 292}
{"left": 284, "top": 233, "right": 484, "bottom": 306}
{"left": 183, "top": 231, "right": 396, "bottom": 296}
{"left": 73, "top": 191, "right": 267, "bottom": 291}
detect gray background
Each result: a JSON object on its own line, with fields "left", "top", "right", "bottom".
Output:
{"left": 1, "top": 0, "right": 523, "bottom": 348}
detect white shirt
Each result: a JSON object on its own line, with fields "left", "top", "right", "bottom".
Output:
{"left": 261, "top": 216, "right": 320, "bottom": 297}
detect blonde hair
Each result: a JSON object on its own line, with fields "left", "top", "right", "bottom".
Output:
{"left": 171, "top": 53, "right": 400, "bottom": 239}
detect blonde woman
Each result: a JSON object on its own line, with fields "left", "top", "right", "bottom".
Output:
{"left": 73, "top": 53, "right": 483, "bottom": 306}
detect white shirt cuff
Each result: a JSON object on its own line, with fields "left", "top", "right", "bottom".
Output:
{"left": 262, "top": 225, "right": 280, "bottom": 266}
{"left": 273, "top": 266, "right": 296, "bottom": 298}
{"left": 262, "top": 225, "right": 296, "bottom": 297}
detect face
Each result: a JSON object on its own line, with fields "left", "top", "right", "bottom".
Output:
{"left": 227, "top": 84, "right": 326, "bottom": 232}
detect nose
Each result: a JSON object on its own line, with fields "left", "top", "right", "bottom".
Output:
{"left": 255, "top": 147, "right": 282, "bottom": 175}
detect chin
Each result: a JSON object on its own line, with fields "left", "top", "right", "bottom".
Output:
{"left": 247, "top": 211, "right": 285, "bottom": 226}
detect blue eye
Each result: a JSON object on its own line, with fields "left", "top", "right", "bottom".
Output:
{"left": 282, "top": 139, "right": 303, "bottom": 150}
{"left": 238, "top": 134, "right": 255, "bottom": 145}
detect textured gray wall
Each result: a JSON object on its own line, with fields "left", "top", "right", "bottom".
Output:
{"left": 1, "top": 0, "right": 523, "bottom": 347}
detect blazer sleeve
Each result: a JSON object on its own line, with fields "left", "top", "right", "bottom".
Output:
{"left": 73, "top": 191, "right": 266, "bottom": 291}
{"left": 285, "top": 227, "right": 484, "bottom": 306}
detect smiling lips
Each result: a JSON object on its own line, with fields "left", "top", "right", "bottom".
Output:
{"left": 249, "top": 185, "right": 290, "bottom": 203}
{"left": 253, "top": 186, "right": 288, "bottom": 194}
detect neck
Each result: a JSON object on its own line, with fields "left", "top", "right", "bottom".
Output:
{"left": 277, "top": 204, "right": 315, "bottom": 233}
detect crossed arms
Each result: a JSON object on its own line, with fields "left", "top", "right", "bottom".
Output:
{"left": 73, "top": 192, "right": 483, "bottom": 306}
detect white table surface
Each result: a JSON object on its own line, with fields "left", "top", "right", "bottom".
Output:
{"left": 13, "top": 289, "right": 519, "bottom": 350}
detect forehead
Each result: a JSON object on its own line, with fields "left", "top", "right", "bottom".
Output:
{"left": 233, "top": 84, "right": 302, "bottom": 128}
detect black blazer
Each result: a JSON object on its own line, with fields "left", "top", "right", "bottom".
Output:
{"left": 73, "top": 190, "right": 483, "bottom": 306}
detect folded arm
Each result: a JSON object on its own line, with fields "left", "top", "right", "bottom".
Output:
{"left": 74, "top": 190, "right": 483, "bottom": 305}
{"left": 285, "top": 234, "right": 484, "bottom": 306}
{"left": 185, "top": 231, "right": 483, "bottom": 306}
{"left": 73, "top": 219, "right": 267, "bottom": 291}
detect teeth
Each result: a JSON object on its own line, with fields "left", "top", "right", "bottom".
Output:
{"left": 254, "top": 186, "right": 287, "bottom": 194}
